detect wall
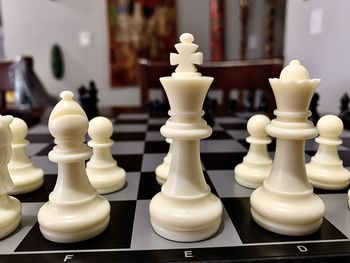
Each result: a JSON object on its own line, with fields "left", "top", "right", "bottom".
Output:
{"left": 284, "top": 0, "right": 350, "bottom": 114}
{"left": 1, "top": 0, "right": 285, "bottom": 108}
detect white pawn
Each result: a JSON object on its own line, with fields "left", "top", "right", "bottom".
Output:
{"left": 155, "top": 138, "right": 172, "bottom": 185}
{"left": 234, "top": 114, "right": 272, "bottom": 188}
{"left": 307, "top": 115, "right": 350, "bottom": 190}
{"left": 86, "top": 116, "right": 126, "bottom": 194}
{"left": 8, "top": 117, "right": 44, "bottom": 194}
{"left": 0, "top": 115, "right": 22, "bottom": 239}
{"left": 38, "top": 91, "right": 110, "bottom": 243}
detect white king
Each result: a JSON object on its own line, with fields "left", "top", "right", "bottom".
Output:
{"left": 149, "top": 33, "right": 223, "bottom": 242}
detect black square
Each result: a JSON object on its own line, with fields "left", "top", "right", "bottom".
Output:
{"left": 338, "top": 150, "right": 350, "bottom": 166}
{"left": 14, "top": 174, "right": 57, "bottom": 203}
{"left": 222, "top": 197, "right": 347, "bottom": 244}
{"left": 147, "top": 124, "right": 162, "bottom": 131}
{"left": 15, "top": 201, "right": 136, "bottom": 251}
{"left": 342, "top": 138, "right": 350, "bottom": 149}
{"left": 205, "top": 130, "right": 233, "bottom": 140}
{"left": 144, "top": 141, "right": 169, "bottom": 153}
{"left": 27, "top": 134, "right": 53, "bottom": 144}
{"left": 114, "top": 154, "right": 143, "bottom": 172}
{"left": 116, "top": 119, "right": 147, "bottom": 124}
{"left": 137, "top": 172, "right": 161, "bottom": 199}
{"left": 112, "top": 132, "right": 146, "bottom": 141}
{"left": 220, "top": 123, "right": 247, "bottom": 130}
{"left": 201, "top": 152, "right": 245, "bottom": 170}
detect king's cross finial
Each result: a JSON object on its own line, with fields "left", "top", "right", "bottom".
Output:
{"left": 170, "top": 33, "right": 203, "bottom": 74}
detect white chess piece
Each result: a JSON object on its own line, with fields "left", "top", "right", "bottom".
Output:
{"left": 86, "top": 116, "right": 126, "bottom": 194}
{"left": 250, "top": 60, "right": 325, "bottom": 236}
{"left": 0, "top": 115, "right": 22, "bottom": 239}
{"left": 8, "top": 117, "right": 44, "bottom": 194}
{"left": 307, "top": 115, "right": 350, "bottom": 190}
{"left": 234, "top": 114, "right": 272, "bottom": 189}
{"left": 38, "top": 91, "right": 110, "bottom": 243}
{"left": 149, "top": 33, "right": 222, "bottom": 242}
{"left": 155, "top": 138, "right": 172, "bottom": 185}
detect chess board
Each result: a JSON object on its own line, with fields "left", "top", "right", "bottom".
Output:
{"left": 1, "top": 112, "right": 350, "bottom": 263}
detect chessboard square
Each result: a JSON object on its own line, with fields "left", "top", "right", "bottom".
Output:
{"left": 222, "top": 197, "right": 347, "bottom": 244}
{"left": 31, "top": 156, "right": 57, "bottom": 174}
{"left": 201, "top": 152, "right": 246, "bottom": 170}
{"left": 314, "top": 185, "right": 350, "bottom": 195}
{"left": 200, "top": 140, "right": 246, "bottom": 153}
{"left": 204, "top": 130, "right": 232, "bottom": 140}
{"left": 15, "top": 201, "right": 137, "bottom": 251}
{"left": 27, "top": 134, "right": 53, "bottom": 144}
{"left": 227, "top": 130, "right": 249, "bottom": 140}
{"left": 148, "top": 124, "right": 162, "bottom": 131}
{"left": 207, "top": 170, "right": 253, "bottom": 198}
{"left": 130, "top": 200, "right": 242, "bottom": 250}
{"left": 113, "top": 154, "right": 143, "bottom": 172}
{"left": 338, "top": 151, "right": 350, "bottom": 166}
{"left": 34, "top": 142, "right": 54, "bottom": 156}
{"left": 137, "top": 172, "right": 162, "bottom": 200}
{"left": 215, "top": 116, "right": 247, "bottom": 124}
{"left": 320, "top": 194, "right": 350, "bottom": 239}
{"left": 110, "top": 141, "right": 145, "bottom": 155}
{"left": 14, "top": 174, "right": 57, "bottom": 203}
{"left": 111, "top": 132, "right": 146, "bottom": 141}
{"left": 212, "top": 123, "right": 224, "bottom": 131}
{"left": 220, "top": 123, "right": 247, "bottom": 130}
{"left": 118, "top": 113, "right": 148, "bottom": 120}
{"left": 305, "top": 140, "right": 319, "bottom": 151}
{"left": 144, "top": 141, "right": 169, "bottom": 153}
{"left": 102, "top": 172, "right": 140, "bottom": 201}
{"left": 114, "top": 124, "right": 147, "bottom": 132}
{"left": 27, "top": 125, "right": 49, "bottom": 135}
{"left": 342, "top": 138, "right": 350, "bottom": 149}
{"left": 145, "top": 131, "right": 163, "bottom": 141}
{"left": 117, "top": 119, "right": 148, "bottom": 124}
{"left": 0, "top": 203, "right": 42, "bottom": 254}
{"left": 148, "top": 117, "right": 167, "bottom": 125}
{"left": 341, "top": 130, "right": 350, "bottom": 138}
{"left": 141, "top": 154, "right": 165, "bottom": 172}
{"left": 27, "top": 143, "right": 48, "bottom": 156}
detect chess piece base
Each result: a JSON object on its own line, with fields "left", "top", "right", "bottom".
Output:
{"left": 155, "top": 162, "right": 170, "bottom": 185}
{"left": 87, "top": 166, "right": 126, "bottom": 194}
{"left": 306, "top": 162, "right": 350, "bottom": 190}
{"left": 9, "top": 165, "right": 44, "bottom": 194}
{"left": 250, "top": 182, "right": 324, "bottom": 236}
{"left": 0, "top": 195, "right": 22, "bottom": 239}
{"left": 38, "top": 195, "right": 110, "bottom": 243}
{"left": 149, "top": 191, "right": 222, "bottom": 242}
{"left": 234, "top": 161, "right": 272, "bottom": 189}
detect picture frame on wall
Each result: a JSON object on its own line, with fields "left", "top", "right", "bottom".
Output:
{"left": 107, "top": 0, "right": 177, "bottom": 88}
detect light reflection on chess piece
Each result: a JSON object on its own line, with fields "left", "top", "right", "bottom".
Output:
{"left": 149, "top": 33, "right": 222, "bottom": 242}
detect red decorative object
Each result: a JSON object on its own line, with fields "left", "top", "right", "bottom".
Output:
{"left": 210, "top": 0, "right": 225, "bottom": 61}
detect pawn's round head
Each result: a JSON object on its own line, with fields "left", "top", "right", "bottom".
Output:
{"left": 317, "top": 115, "right": 343, "bottom": 138}
{"left": 280, "top": 60, "right": 310, "bottom": 81}
{"left": 247, "top": 114, "right": 270, "bottom": 138}
{"left": 88, "top": 116, "right": 113, "bottom": 142}
{"left": 10, "top": 117, "right": 28, "bottom": 142}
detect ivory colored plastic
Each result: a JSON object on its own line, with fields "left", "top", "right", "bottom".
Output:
{"left": 149, "top": 33, "right": 222, "bottom": 242}
{"left": 8, "top": 117, "right": 44, "bottom": 194}
{"left": 37, "top": 91, "right": 110, "bottom": 243}
{"left": 86, "top": 116, "right": 126, "bottom": 194}
{"left": 234, "top": 114, "right": 272, "bottom": 189}
{"left": 250, "top": 60, "right": 325, "bottom": 236}
{"left": 0, "top": 115, "right": 22, "bottom": 239}
{"left": 155, "top": 138, "right": 172, "bottom": 185}
{"left": 307, "top": 115, "right": 350, "bottom": 190}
